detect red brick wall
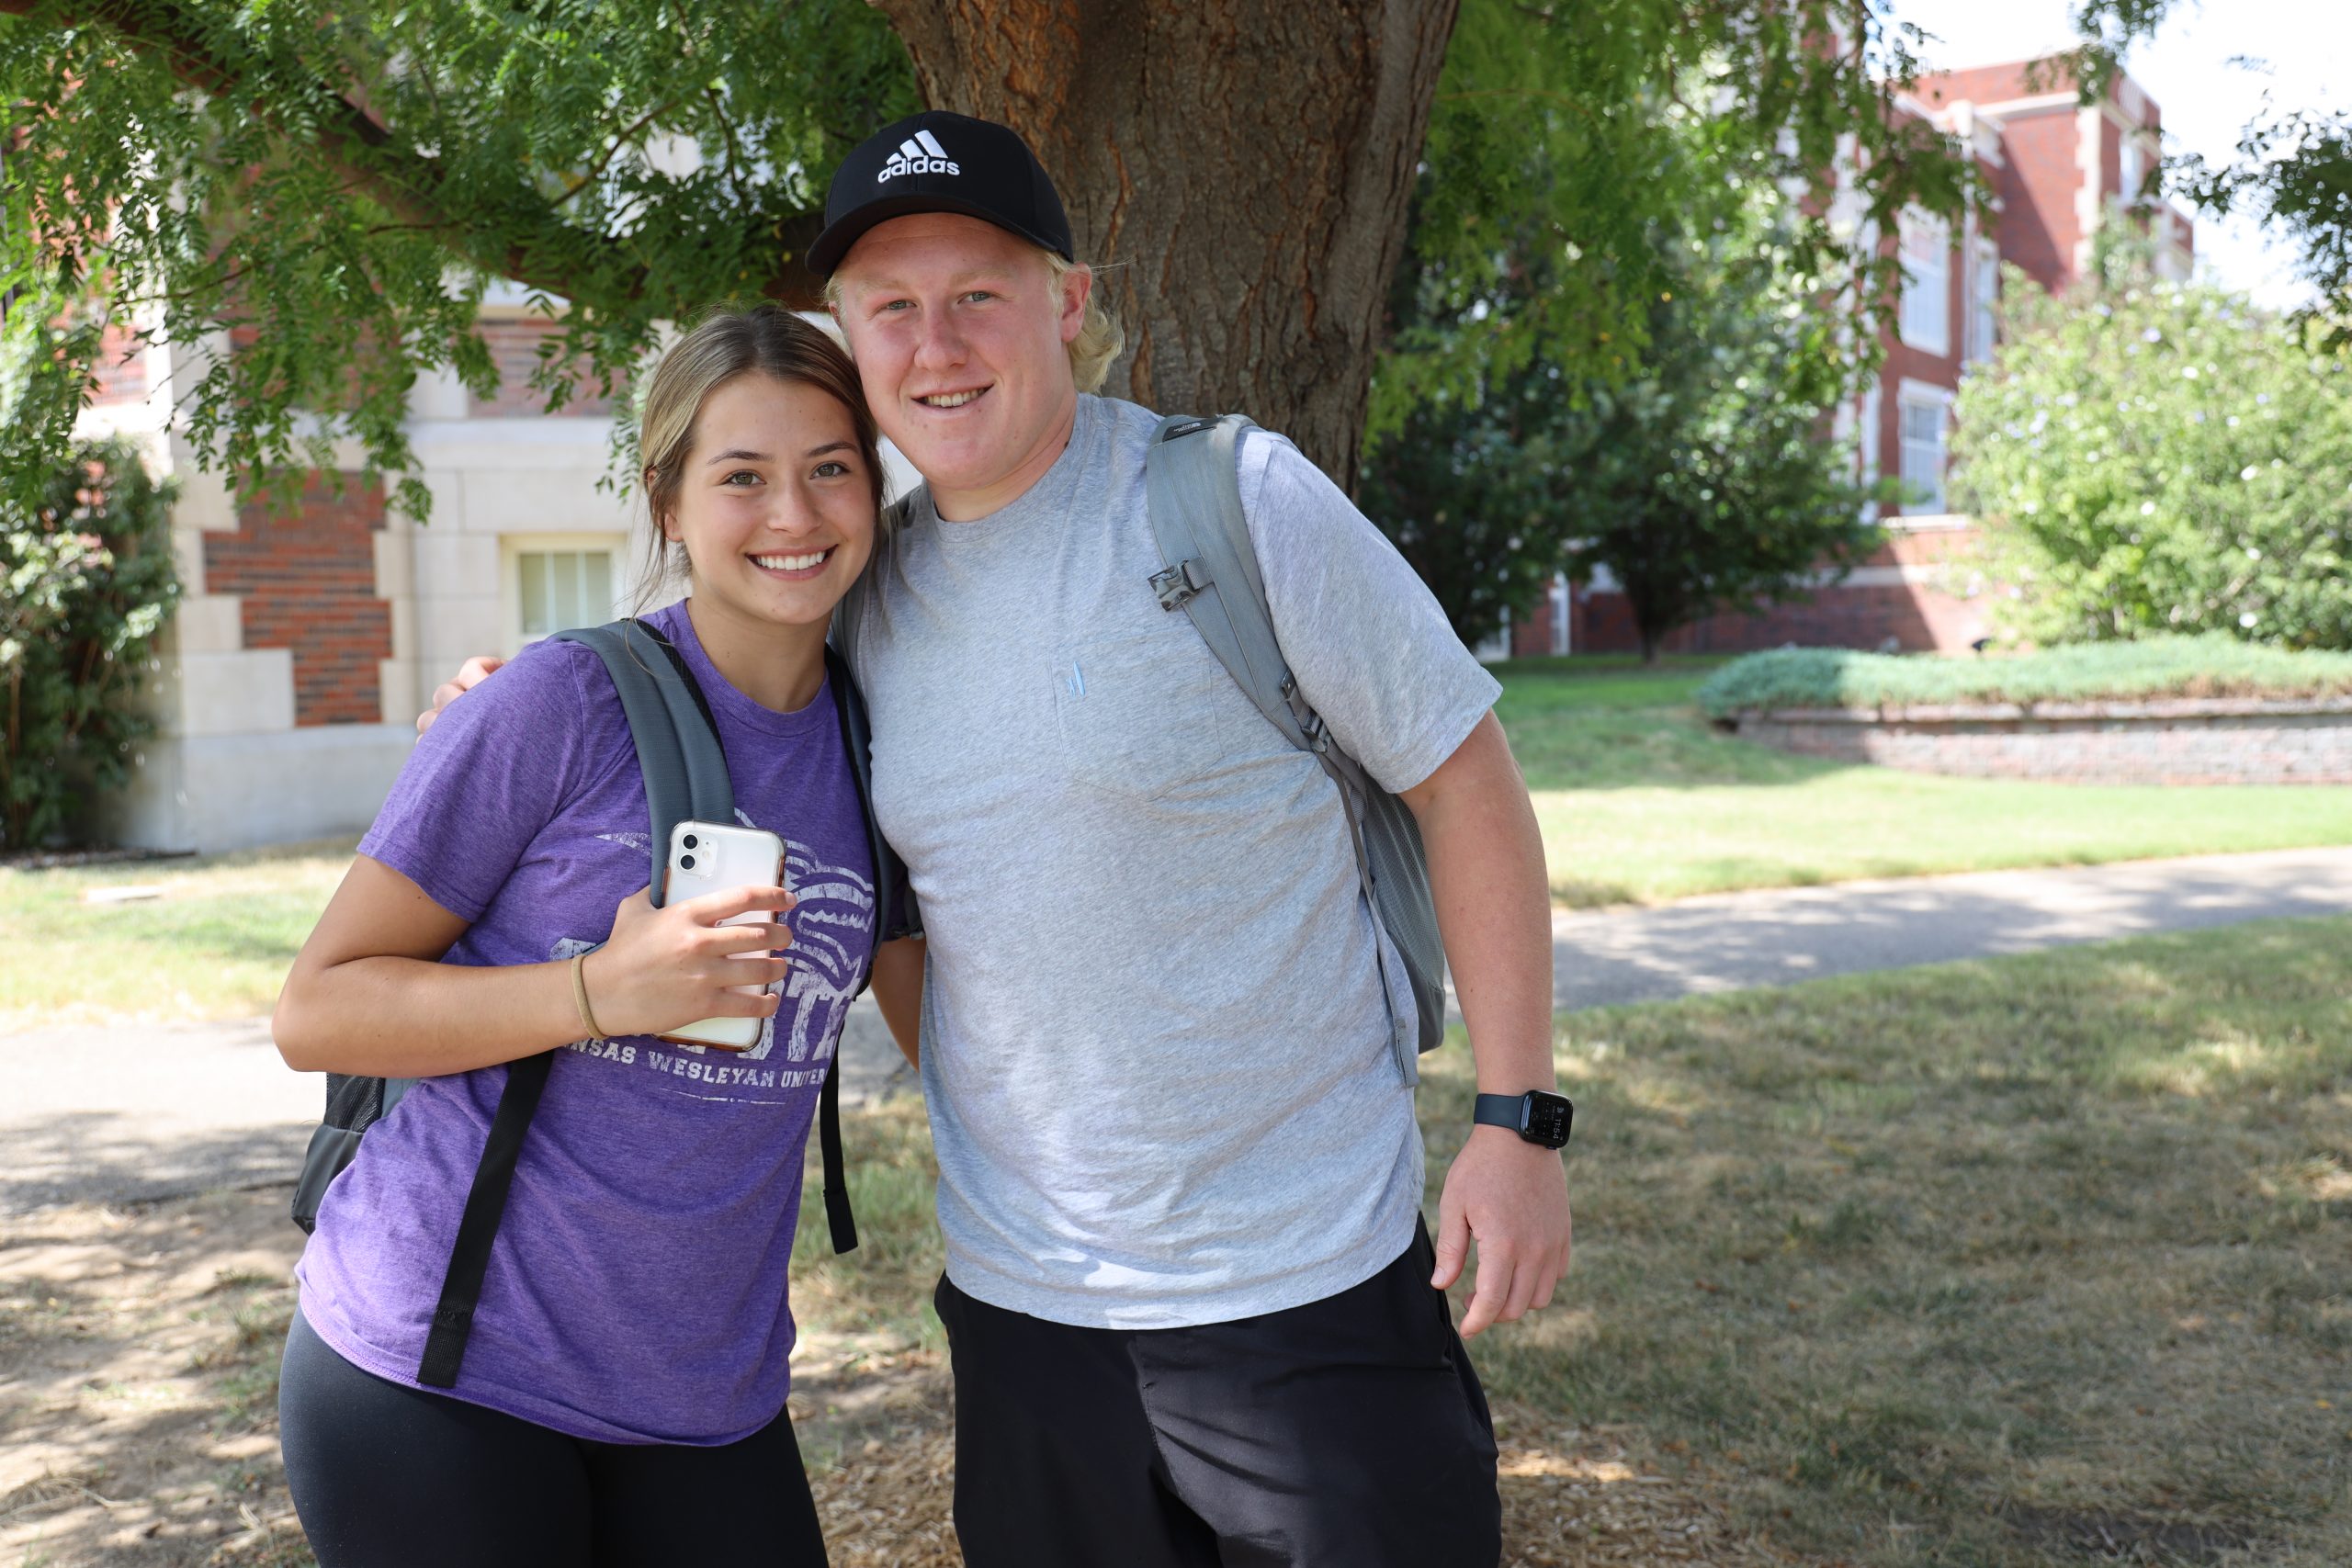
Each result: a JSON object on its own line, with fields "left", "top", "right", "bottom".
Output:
{"left": 1912, "top": 61, "right": 2064, "bottom": 111}
{"left": 1510, "top": 613, "right": 1551, "bottom": 659}
{"left": 1736, "top": 705, "right": 2352, "bottom": 786}
{"left": 1991, "top": 107, "right": 2083, "bottom": 295}
{"left": 1577, "top": 581, "right": 1987, "bottom": 658}
{"left": 90, "top": 321, "right": 148, "bottom": 407}
{"left": 470, "top": 318, "right": 615, "bottom": 418}
{"left": 203, "top": 477, "right": 392, "bottom": 727}
{"left": 1571, "top": 527, "right": 1993, "bottom": 657}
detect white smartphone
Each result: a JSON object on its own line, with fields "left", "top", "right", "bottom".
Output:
{"left": 659, "top": 819, "right": 789, "bottom": 1052}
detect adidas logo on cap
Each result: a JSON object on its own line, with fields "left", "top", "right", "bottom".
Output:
{"left": 876, "top": 129, "right": 959, "bottom": 183}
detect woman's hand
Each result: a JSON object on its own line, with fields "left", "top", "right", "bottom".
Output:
{"left": 581, "top": 884, "right": 797, "bottom": 1040}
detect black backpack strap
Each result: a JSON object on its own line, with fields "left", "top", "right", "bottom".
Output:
{"left": 816, "top": 641, "right": 897, "bottom": 1256}
{"left": 816, "top": 1062, "right": 857, "bottom": 1254}
{"left": 416, "top": 1049, "right": 554, "bottom": 1386}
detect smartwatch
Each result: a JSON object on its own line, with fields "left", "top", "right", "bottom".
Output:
{"left": 1474, "top": 1090, "right": 1574, "bottom": 1149}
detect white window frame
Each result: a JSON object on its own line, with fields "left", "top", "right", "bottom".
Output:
{"left": 1966, "top": 237, "right": 2000, "bottom": 366}
{"left": 503, "top": 532, "right": 628, "bottom": 654}
{"left": 2119, "top": 131, "right": 2146, "bottom": 206}
{"left": 1898, "top": 209, "right": 1951, "bottom": 356}
{"left": 1895, "top": 380, "right": 1955, "bottom": 517}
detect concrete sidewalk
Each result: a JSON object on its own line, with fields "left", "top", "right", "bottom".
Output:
{"left": 1546, "top": 843, "right": 2352, "bottom": 1010}
{"left": 8, "top": 844, "right": 2350, "bottom": 1212}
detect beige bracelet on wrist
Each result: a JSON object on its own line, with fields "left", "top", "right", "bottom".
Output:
{"left": 571, "top": 951, "right": 609, "bottom": 1042}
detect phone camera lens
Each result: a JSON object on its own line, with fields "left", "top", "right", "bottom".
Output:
{"left": 683, "top": 833, "right": 699, "bottom": 850}
{"left": 679, "top": 853, "right": 696, "bottom": 870}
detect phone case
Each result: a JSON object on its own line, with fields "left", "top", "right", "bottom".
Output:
{"left": 658, "top": 819, "right": 788, "bottom": 1052}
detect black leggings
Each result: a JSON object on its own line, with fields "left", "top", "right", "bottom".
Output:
{"left": 279, "top": 1307, "right": 828, "bottom": 1568}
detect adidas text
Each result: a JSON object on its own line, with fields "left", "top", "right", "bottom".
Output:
{"left": 877, "top": 156, "right": 959, "bottom": 182}
{"left": 877, "top": 129, "right": 959, "bottom": 183}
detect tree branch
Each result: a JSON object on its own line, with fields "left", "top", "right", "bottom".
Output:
{"left": 1, "top": 0, "right": 639, "bottom": 303}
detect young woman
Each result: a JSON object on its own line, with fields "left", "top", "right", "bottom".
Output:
{"left": 273, "top": 305, "right": 904, "bottom": 1567}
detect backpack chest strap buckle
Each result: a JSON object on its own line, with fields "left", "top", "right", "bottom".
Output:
{"left": 1152, "top": 558, "right": 1210, "bottom": 611}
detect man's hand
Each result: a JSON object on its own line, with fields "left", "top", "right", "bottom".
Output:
{"left": 417, "top": 654, "right": 504, "bottom": 736}
{"left": 1430, "top": 1127, "right": 1573, "bottom": 1337}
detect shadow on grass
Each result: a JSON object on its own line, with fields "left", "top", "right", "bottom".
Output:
{"left": 1427, "top": 915, "right": 2352, "bottom": 1564}
{"left": 0, "top": 1187, "right": 311, "bottom": 1567}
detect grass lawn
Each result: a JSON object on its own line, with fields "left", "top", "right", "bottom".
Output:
{"left": 1496, "top": 656, "right": 2352, "bottom": 906}
{"left": 799, "top": 915, "right": 2352, "bottom": 1565}
{"left": 0, "top": 840, "right": 357, "bottom": 1030}
{"left": 10, "top": 654, "right": 2352, "bottom": 1025}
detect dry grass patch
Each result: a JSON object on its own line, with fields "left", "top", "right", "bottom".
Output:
{"left": 1426, "top": 914, "right": 2352, "bottom": 1564}
{"left": 11, "top": 915, "right": 2347, "bottom": 1565}
{"left": 0, "top": 1189, "right": 308, "bottom": 1567}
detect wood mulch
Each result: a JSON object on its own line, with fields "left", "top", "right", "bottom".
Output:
{"left": 4, "top": 1187, "right": 1797, "bottom": 1566}
{"left": 802, "top": 1360, "right": 1796, "bottom": 1567}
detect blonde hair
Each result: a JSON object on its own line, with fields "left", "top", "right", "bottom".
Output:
{"left": 821, "top": 243, "right": 1125, "bottom": 394}
{"left": 633, "top": 303, "right": 883, "bottom": 598}
{"left": 1046, "top": 253, "right": 1125, "bottom": 394}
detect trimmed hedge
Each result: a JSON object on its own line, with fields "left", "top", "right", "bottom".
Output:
{"left": 1696, "top": 635, "right": 2352, "bottom": 719}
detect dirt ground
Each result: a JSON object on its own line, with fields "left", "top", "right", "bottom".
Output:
{"left": 3, "top": 1187, "right": 1794, "bottom": 1567}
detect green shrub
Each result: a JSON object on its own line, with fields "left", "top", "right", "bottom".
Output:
{"left": 1696, "top": 634, "right": 2352, "bottom": 718}
{"left": 1951, "top": 245, "right": 2352, "bottom": 649}
{"left": 1, "top": 437, "right": 181, "bottom": 850}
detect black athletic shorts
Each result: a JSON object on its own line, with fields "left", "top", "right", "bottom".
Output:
{"left": 934, "top": 1219, "right": 1502, "bottom": 1568}
{"left": 278, "top": 1306, "right": 829, "bottom": 1568}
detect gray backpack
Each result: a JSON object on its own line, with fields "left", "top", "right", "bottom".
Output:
{"left": 1142, "top": 413, "right": 1448, "bottom": 1066}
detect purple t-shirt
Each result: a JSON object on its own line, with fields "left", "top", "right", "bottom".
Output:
{"left": 297, "top": 601, "right": 875, "bottom": 1445}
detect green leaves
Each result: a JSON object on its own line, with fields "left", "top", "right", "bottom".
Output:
{"left": 1373, "top": 0, "right": 1975, "bottom": 451}
{"left": 1951, "top": 241, "right": 2352, "bottom": 649}
{"left": 1696, "top": 635, "right": 2352, "bottom": 718}
{"left": 0, "top": 432, "right": 181, "bottom": 850}
{"left": 0, "top": 0, "right": 917, "bottom": 521}
{"left": 1363, "top": 179, "right": 1883, "bottom": 655}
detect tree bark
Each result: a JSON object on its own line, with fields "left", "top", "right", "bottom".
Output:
{"left": 873, "top": 0, "right": 1459, "bottom": 484}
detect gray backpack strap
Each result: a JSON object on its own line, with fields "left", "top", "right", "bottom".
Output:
{"left": 1144, "top": 414, "right": 1448, "bottom": 1070}
{"left": 552, "top": 619, "right": 733, "bottom": 908}
{"left": 555, "top": 617, "right": 860, "bottom": 1256}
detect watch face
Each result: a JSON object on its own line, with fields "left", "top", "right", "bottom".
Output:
{"left": 1525, "top": 1094, "right": 1573, "bottom": 1147}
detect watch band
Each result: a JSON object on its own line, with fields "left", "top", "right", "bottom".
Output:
{"left": 1473, "top": 1093, "right": 1529, "bottom": 1134}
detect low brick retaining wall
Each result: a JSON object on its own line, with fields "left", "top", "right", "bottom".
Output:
{"left": 1728, "top": 696, "right": 2352, "bottom": 784}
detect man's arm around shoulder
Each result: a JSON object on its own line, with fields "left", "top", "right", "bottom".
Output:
{"left": 418, "top": 654, "right": 505, "bottom": 735}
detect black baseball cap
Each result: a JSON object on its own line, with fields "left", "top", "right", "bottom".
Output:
{"left": 807, "top": 110, "right": 1075, "bottom": 278}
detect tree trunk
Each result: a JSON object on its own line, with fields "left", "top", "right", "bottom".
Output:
{"left": 874, "top": 0, "right": 1459, "bottom": 485}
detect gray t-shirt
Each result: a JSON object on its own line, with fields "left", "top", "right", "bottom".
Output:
{"left": 852, "top": 394, "right": 1500, "bottom": 1328}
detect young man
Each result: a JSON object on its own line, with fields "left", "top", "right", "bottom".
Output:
{"left": 428, "top": 112, "right": 1571, "bottom": 1567}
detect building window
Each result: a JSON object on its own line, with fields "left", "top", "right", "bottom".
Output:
{"left": 1899, "top": 209, "right": 1951, "bottom": 356}
{"left": 1967, "top": 238, "right": 1999, "bottom": 365}
{"left": 510, "top": 541, "right": 619, "bottom": 648}
{"left": 2120, "top": 132, "right": 2146, "bottom": 204}
{"left": 1898, "top": 389, "right": 1951, "bottom": 515}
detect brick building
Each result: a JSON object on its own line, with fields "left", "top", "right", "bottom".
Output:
{"left": 85, "top": 294, "right": 664, "bottom": 850}
{"left": 89, "top": 55, "right": 2193, "bottom": 848}
{"left": 1519, "top": 55, "right": 2196, "bottom": 660}
{"left": 87, "top": 292, "right": 928, "bottom": 852}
